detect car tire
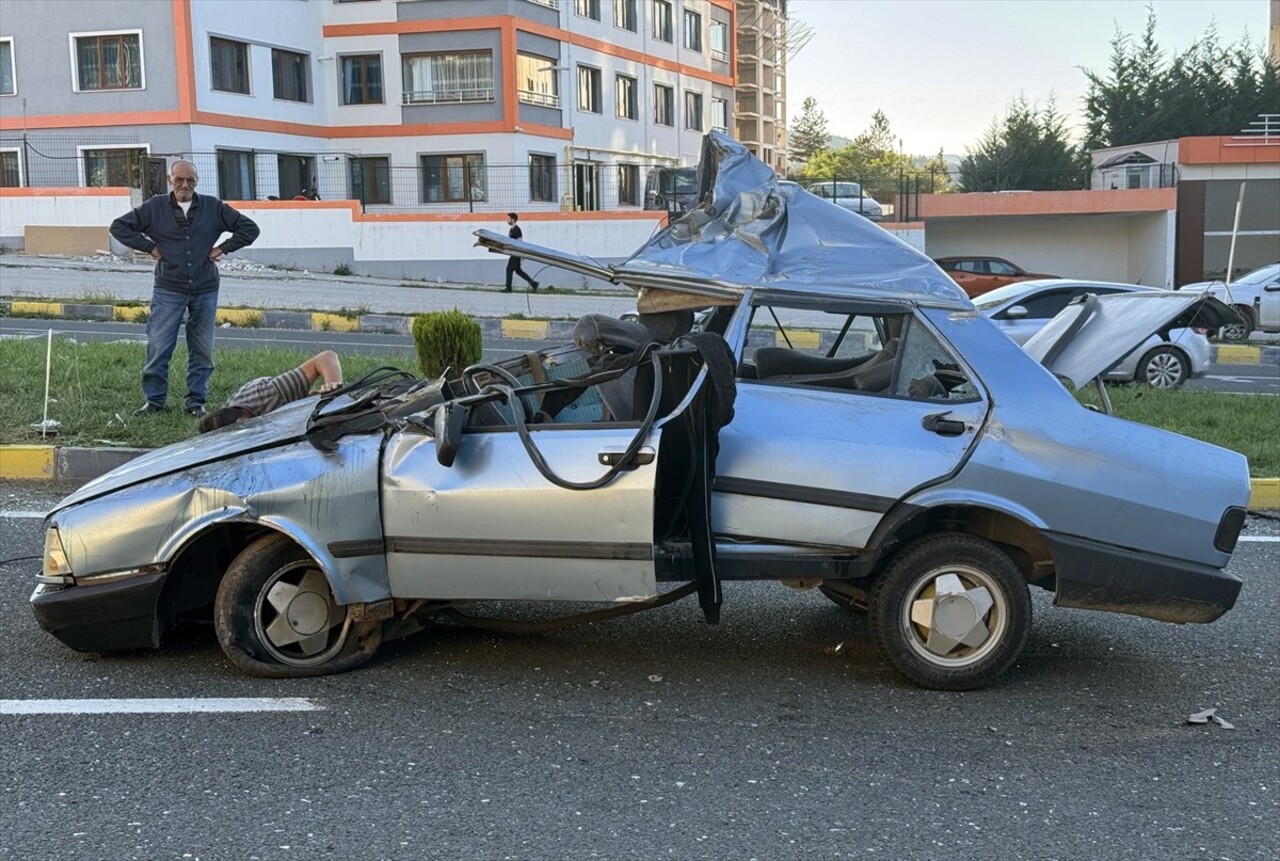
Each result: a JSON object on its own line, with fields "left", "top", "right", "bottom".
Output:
{"left": 1220, "top": 306, "right": 1254, "bottom": 342}
{"left": 868, "top": 534, "right": 1030, "bottom": 691}
{"left": 214, "top": 534, "right": 382, "bottom": 678}
{"left": 1135, "top": 345, "right": 1188, "bottom": 389}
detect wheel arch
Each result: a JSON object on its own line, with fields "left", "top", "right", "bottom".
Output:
{"left": 157, "top": 518, "right": 344, "bottom": 631}
{"left": 868, "top": 500, "right": 1056, "bottom": 589}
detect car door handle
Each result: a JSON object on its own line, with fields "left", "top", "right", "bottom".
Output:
{"left": 599, "top": 446, "right": 656, "bottom": 467}
{"left": 922, "top": 413, "right": 967, "bottom": 436}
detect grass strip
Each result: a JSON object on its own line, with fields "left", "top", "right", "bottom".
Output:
{"left": 1, "top": 337, "right": 1277, "bottom": 475}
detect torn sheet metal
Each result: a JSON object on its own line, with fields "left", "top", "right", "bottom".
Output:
{"left": 476, "top": 131, "right": 970, "bottom": 310}
{"left": 1187, "top": 707, "right": 1235, "bottom": 730}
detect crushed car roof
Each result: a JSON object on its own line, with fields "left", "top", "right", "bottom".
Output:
{"left": 476, "top": 132, "right": 971, "bottom": 311}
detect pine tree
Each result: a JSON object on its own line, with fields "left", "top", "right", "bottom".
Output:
{"left": 789, "top": 97, "right": 830, "bottom": 165}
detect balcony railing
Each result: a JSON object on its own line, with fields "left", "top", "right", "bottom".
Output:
{"left": 710, "top": 49, "right": 728, "bottom": 62}
{"left": 402, "top": 88, "right": 495, "bottom": 105}
{"left": 523, "top": 0, "right": 559, "bottom": 7}
{"left": 518, "top": 89, "right": 561, "bottom": 108}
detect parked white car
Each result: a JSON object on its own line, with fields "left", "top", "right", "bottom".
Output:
{"left": 803, "top": 181, "right": 884, "bottom": 220}
{"left": 974, "top": 279, "right": 1213, "bottom": 388}
{"left": 1181, "top": 262, "right": 1280, "bottom": 341}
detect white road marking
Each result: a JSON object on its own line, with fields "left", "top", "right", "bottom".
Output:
{"left": 0, "top": 697, "right": 322, "bottom": 715}
{"left": 0, "top": 511, "right": 49, "bottom": 519}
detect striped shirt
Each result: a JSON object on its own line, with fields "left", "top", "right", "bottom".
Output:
{"left": 225, "top": 367, "right": 312, "bottom": 417}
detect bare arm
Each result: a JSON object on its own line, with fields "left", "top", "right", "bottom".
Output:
{"left": 299, "top": 350, "right": 343, "bottom": 392}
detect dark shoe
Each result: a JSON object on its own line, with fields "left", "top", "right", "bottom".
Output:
{"left": 501, "top": 287, "right": 512, "bottom": 293}
{"left": 530, "top": 282, "right": 539, "bottom": 292}
{"left": 186, "top": 405, "right": 207, "bottom": 418}
{"left": 133, "top": 402, "right": 165, "bottom": 416}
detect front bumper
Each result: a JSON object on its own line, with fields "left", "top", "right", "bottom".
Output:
{"left": 30, "top": 570, "right": 166, "bottom": 652}
{"left": 1047, "top": 532, "right": 1241, "bottom": 623}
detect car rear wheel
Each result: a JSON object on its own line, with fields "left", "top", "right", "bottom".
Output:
{"left": 1135, "top": 346, "right": 1188, "bottom": 389}
{"left": 869, "top": 534, "right": 1030, "bottom": 691}
{"left": 214, "top": 534, "right": 382, "bottom": 678}
{"left": 1220, "top": 306, "right": 1254, "bottom": 342}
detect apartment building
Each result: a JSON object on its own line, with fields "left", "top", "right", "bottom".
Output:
{"left": 0, "top": 0, "right": 735, "bottom": 212}
{"left": 734, "top": 0, "right": 786, "bottom": 174}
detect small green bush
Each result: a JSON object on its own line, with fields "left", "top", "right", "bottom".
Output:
{"left": 333, "top": 263, "right": 353, "bottom": 276}
{"left": 411, "top": 309, "right": 482, "bottom": 378}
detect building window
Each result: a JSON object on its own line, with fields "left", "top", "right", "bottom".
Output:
{"left": 683, "top": 9, "right": 702, "bottom": 52}
{"left": 72, "top": 32, "right": 143, "bottom": 91}
{"left": 341, "top": 54, "right": 382, "bottom": 104}
{"left": 685, "top": 90, "right": 703, "bottom": 131}
{"left": 615, "top": 73, "right": 637, "bottom": 120}
{"left": 216, "top": 149, "right": 256, "bottom": 200}
{"left": 271, "top": 48, "right": 308, "bottom": 102}
{"left": 575, "top": 0, "right": 600, "bottom": 21}
{"left": 711, "top": 97, "right": 732, "bottom": 132}
{"left": 421, "top": 153, "right": 486, "bottom": 203}
{"left": 618, "top": 164, "right": 639, "bottom": 206}
{"left": 350, "top": 157, "right": 390, "bottom": 205}
{"left": 709, "top": 21, "right": 728, "bottom": 61}
{"left": 517, "top": 52, "right": 558, "bottom": 107}
{"left": 654, "top": 83, "right": 674, "bottom": 126}
{"left": 0, "top": 39, "right": 15, "bottom": 95}
{"left": 0, "top": 151, "right": 21, "bottom": 186}
{"left": 614, "top": 0, "right": 637, "bottom": 32}
{"left": 530, "top": 153, "right": 557, "bottom": 202}
{"left": 653, "top": 1, "right": 673, "bottom": 42}
{"left": 209, "top": 37, "right": 249, "bottom": 94}
{"left": 82, "top": 147, "right": 146, "bottom": 187}
{"left": 403, "top": 51, "right": 494, "bottom": 104}
{"left": 277, "top": 154, "right": 315, "bottom": 199}
{"left": 577, "top": 65, "right": 602, "bottom": 113}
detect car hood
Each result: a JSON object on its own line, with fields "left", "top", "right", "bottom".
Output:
{"left": 51, "top": 398, "right": 321, "bottom": 514}
{"left": 1022, "top": 292, "right": 1236, "bottom": 388}
{"left": 475, "top": 132, "right": 970, "bottom": 313}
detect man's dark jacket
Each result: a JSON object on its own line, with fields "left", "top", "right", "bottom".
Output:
{"left": 110, "top": 193, "right": 260, "bottom": 294}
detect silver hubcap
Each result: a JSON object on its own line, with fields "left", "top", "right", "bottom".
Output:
{"left": 1143, "top": 351, "right": 1183, "bottom": 388}
{"left": 254, "top": 561, "right": 350, "bottom": 666}
{"left": 901, "top": 566, "right": 1007, "bottom": 667}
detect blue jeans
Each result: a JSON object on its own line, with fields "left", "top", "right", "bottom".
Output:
{"left": 141, "top": 288, "right": 218, "bottom": 409}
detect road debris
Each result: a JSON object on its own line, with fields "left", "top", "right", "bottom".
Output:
{"left": 1187, "top": 707, "right": 1235, "bottom": 730}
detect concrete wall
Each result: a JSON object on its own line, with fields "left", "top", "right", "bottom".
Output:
{"left": 0, "top": 190, "right": 664, "bottom": 284}
{"left": 923, "top": 214, "right": 1174, "bottom": 287}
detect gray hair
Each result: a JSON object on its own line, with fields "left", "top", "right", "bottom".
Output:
{"left": 169, "top": 159, "right": 198, "bottom": 178}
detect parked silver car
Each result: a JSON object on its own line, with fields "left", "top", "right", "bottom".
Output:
{"left": 974, "top": 279, "right": 1212, "bottom": 388}
{"left": 31, "top": 134, "right": 1247, "bottom": 691}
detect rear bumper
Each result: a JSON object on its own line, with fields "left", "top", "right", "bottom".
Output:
{"left": 30, "top": 571, "right": 166, "bottom": 652}
{"left": 1047, "top": 532, "right": 1241, "bottom": 623}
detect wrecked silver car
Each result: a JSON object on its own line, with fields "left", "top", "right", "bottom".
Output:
{"left": 31, "top": 134, "right": 1249, "bottom": 690}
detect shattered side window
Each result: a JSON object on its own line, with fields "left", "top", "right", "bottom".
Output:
{"left": 893, "top": 318, "right": 978, "bottom": 402}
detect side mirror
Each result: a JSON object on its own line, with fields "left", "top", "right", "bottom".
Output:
{"left": 434, "top": 401, "right": 466, "bottom": 467}
{"left": 1003, "top": 305, "right": 1029, "bottom": 319}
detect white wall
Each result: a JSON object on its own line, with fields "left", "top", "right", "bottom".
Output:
{"left": 0, "top": 192, "right": 132, "bottom": 239}
{"left": 924, "top": 214, "right": 1175, "bottom": 287}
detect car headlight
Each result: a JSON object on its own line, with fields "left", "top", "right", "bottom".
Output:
{"left": 40, "top": 527, "right": 74, "bottom": 584}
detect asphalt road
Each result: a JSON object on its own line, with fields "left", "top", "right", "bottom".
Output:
{"left": 1, "top": 485, "right": 1277, "bottom": 861}
{"left": 3, "top": 318, "right": 1276, "bottom": 395}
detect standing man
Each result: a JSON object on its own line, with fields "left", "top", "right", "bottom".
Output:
{"left": 110, "top": 159, "right": 260, "bottom": 417}
{"left": 502, "top": 212, "right": 539, "bottom": 293}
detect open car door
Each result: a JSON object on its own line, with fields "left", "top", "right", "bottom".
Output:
{"left": 1023, "top": 292, "right": 1236, "bottom": 388}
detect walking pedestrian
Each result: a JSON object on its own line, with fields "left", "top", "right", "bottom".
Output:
{"left": 198, "top": 350, "right": 343, "bottom": 433}
{"left": 109, "top": 159, "right": 260, "bottom": 417}
{"left": 502, "top": 212, "right": 539, "bottom": 293}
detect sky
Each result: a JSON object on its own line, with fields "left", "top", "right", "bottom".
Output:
{"left": 784, "top": 0, "right": 1274, "bottom": 156}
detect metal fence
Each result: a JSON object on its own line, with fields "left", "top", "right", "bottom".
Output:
{"left": 0, "top": 137, "right": 687, "bottom": 215}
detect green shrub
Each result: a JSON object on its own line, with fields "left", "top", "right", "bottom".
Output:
{"left": 411, "top": 309, "right": 482, "bottom": 378}
{"left": 333, "top": 263, "right": 353, "bottom": 276}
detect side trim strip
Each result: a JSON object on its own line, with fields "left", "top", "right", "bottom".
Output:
{"left": 713, "top": 476, "right": 895, "bottom": 513}
{"left": 387, "top": 537, "right": 652, "bottom": 562}
{"left": 328, "top": 539, "right": 387, "bottom": 559}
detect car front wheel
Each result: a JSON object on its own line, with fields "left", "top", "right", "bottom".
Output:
{"left": 1136, "top": 346, "right": 1188, "bottom": 388}
{"left": 214, "top": 534, "right": 382, "bottom": 678}
{"left": 869, "top": 534, "right": 1030, "bottom": 690}
{"left": 1220, "top": 306, "right": 1254, "bottom": 342}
